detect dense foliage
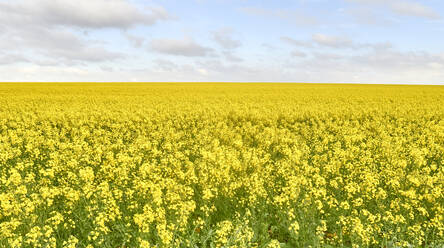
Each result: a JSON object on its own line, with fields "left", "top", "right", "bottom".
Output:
{"left": 0, "top": 83, "right": 443, "bottom": 247}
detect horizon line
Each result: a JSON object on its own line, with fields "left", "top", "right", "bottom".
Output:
{"left": 0, "top": 82, "right": 443, "bottom": 86}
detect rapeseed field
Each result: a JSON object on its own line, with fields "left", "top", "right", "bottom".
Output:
{"left": 0, "top": 83, "right": 443, "bottom": 248}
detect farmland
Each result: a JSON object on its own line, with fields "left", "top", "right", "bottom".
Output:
{"left": 0, "top": 83, "right": 443, "bottom": 247}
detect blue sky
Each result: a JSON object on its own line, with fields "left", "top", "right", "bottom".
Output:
{"left": 0, "top": 0, "right": 443, "bottom": 83}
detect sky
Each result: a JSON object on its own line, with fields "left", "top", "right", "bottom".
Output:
{"left": 0, "top": 0, "right": 443, "bottom": 84}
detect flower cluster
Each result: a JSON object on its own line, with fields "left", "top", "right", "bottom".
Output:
{"left": 0, "top": 83, "right": 443, "bottom": 247}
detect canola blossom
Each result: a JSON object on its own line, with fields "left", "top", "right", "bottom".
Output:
{"left": 0, "top": 83, "right": 443, "bottom": 248}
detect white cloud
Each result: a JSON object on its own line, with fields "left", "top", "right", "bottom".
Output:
{"left": 124, "top": 32, "right": 145, "bottom": 48}
{"left": 350, "top": 50, "right": 444, "bottom": 70}
{"left": 35, "top": 30, "right": 123, "bottom": 63}
{"left": 222, "top": 51, "right": 244, "bottom": 62}
{"left": 212, "top": 28, "right": 242, "bottom": 49}
{"left": 262, "top": 43, "right": 277, "bottom": 50}
{"left": 150, "top": 37, "right": 214, "bottom": 57}
{"left": 291, "top": 51, "right": 307, "bottom": 57}
{"left": 0, "top": 0, "right": 170, "bottom": 65}
{"left": 0, "top": 27, "right": 124, "bottom": 64}
{"left": 282, "top": 34, "right": 392, "bottom": 50}
{"left": 1, "top": 48, "right": 444, "bottom": 83}
{"left": 195, "top": 59, "right": 289, "bottom": 81}
{"left": 197, "top": 68, "right": 209, "bottom": 75}
{"left": 0, "top": 0, "right": 171, "bottom": 29}
{"left": 280, "top": 37, "right": 313, "bottom": 48}
{"left": 345, "top": 0, "right": 440, "bottom": 20}
{"left": 240, "top": 7, "right": 318, "bottom": 26}
{"left": 153, "top": 59, "right": 179, "bottom": 71}
{"left": 389, "top": 1, "right": 440, "bottom": 19}
{"left": 312, "top": 52, "right": 345, "bottom": 60}
{"left": 345, "top": 7, "right": 395, "bottom": 26}
{"left": 210, "top": 28, "right": 244, "bottom": 63}
{"left": 0, "top": 53, "right": 29, "bottom": 65}
{"left": 312, "top": 33, "right": 354, "bottom": 48}
{"left": 289, "top": 48, "right": 444, "bottom": 83}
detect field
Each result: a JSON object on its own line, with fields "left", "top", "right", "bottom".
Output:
{"left": 0, "top": 83, "right": 443, "bottom": 248}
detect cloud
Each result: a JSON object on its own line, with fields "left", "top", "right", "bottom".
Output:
{"left": 345, "top": 0, "right": 440, "bottom": 20}
{"left": 0, "top": 26, "right": 124, "bottom": 64}
{"left": 2, "top": 48, "right": 444, "bottom": 83}
{"left": 34, "top": 30, "right": 123, "bottom": 63}
{"left": 287, "top": 48, "right": 444, "bottom": 83}
{"left": 312, "top": 33, "right": 354, "bottom": 48}
{"left": 222, "top": 51, "right": 244, "bottom": 62}
{"left": 211, "top": 28, "right": 243, "bottom": 63}
{"left": 262, "top": 43, "right": 277, "bottom": 50}
{"left": 389, "top": 1, "right": 440, "bottom": 19}
{"left": 312, "top": 52, "right": 345, "bottom": 60}
{"left": 282, "top": 34, "right": 392, "bottom": 50}
{"left": 0, "top": 54, "right": 29, "bottom": 65}
{"left": 152, "top": 59, "right": 211, "bottom": 78}
{"left": 51, "top": 47, "right": 124, "bottom": 64}
{"left": 212, "top": 28, "right": 242, "bottom": 49}
{"left": 194, "top": 59, "right": 287, "bottom": 81}
{"left": 153, "top": 59, "right": 179, "bottom": 71}
{"left": 240, "top": 7, "right": 318, "bottom": 26}
{"left": 0, "top": 0, "right": 169, "bottom": 65}
{"left": 0, "top": 0, "right": 171, "bottom": 29}
{"left": 280, "top": 37, "right": 313, "bottom": 48}
{"left": 291, "top": 51, "right": 307, "bottom": 58}
{"left": 124, "top": 32, "right": 145, "bottom": 48}
{"left": 345, "top": 7, "right": 395, "bottom": 26}
{"left": 350, "top": 50, "right": 444, "bottom": 70}
{"left": 150, "top": 37, "right": 214, "bottom": 57}
{"left": 100, "top": 66, "right": 115, "bottom": 72}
